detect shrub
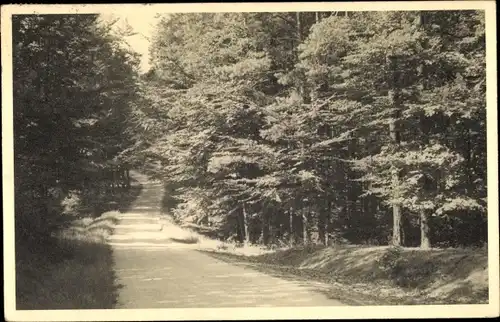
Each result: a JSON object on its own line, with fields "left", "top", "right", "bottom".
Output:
{"left": 377, "top": 246, "right": 438, "bottom": 289}
{"left": 61, "top": 191, "right": 82, "bottom": 216}
{"left": 377, "top": 246, "right": 407, "bottom": 281}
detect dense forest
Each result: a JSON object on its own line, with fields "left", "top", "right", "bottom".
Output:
{"left": 14, "top": 11, "right": 487, "bottom": 253}
{"left": 130, "top": 11, "right": 487, "bottom": 249}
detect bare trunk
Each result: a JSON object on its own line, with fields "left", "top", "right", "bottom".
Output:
{"left": 289, "top": 209, "right": 294, "bottom": 245}
{"left": 416, "top": 12, "right": 431, "bottom": 250}
{"left": 420, "top": 211, "right": 431, "bottom": 249}
{"left": 268, "top": 213, "right": 272, "bottom": 245}
{"left": 466, "top": 127, "right": 473, "bottom": 187}
{"left": 392, "top": 205, "right": 402, "bottom": 246}
{"left": 242, "top": 203, "right": 250, "bottom": 244}
{"left": 112, "top": 169, "right": 118, "bottom": 194}
{"left": 260, "top": 218, "right": 265, "bottom": 245}
{"left": 261, "top": 211, "right": 270, "bottom": 245}
{"left": 296, "top": 12, "right": 304, "bottom": 100}
{"left": 302, "top": 210, "right": 309, "bottom": 245}
{"left": 126, "top": 168, "right": 131, "bottom": 188}
{"left": 325, "top": 204, "right": 331, "bottom": 246}
{"left": 296, "top": 12, "right": 302, "bottom": 42}
{"left": 236, "top": 216, "right": 244, "bottom": 243}
{"left": 390, "top": 137, "right": 402, "bottom": 246}
{"left": 318, "top": 208, "right": 326, "bottom": 246}
{"left": 388, "top": 54, "right": 403, "bottom": 247}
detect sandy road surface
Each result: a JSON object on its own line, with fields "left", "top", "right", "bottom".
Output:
{"left": 109, "top": 175, "right": 345, "bottom": 308}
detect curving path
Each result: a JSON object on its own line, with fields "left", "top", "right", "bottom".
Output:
{"left": 109, "top": 173, "right": 345, "bottom": 308}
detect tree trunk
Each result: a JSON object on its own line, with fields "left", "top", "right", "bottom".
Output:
{"left": 126, "top": 168, "right": 131, "bottom": 188}
{"left": 261, "top": 211, "right": 270, "bottom": 245}
{"left": 289, "top": 209, "right": 294, "bottom": 245}
{"left": 260, "top": 217, "right": 265, "bottom": 245}
{"left": 296, "top": 12, "right": 303, "bottom": 101}
{"left": 296, "top": 12, "right": 302, "bottom": 42}
{"left": 302, "top": 210, "right": 309, "bottom": 245}
{"left": 420, "top": 211, "right": 431, "bottom": 249}
{"left": 112, "top": 169, "right": 118, "bottom": 194}
{"left": 392, "top": 201, "right": 402, "bottom": 246}
{"left": 236, "top": 216, "right": 243, "bottom": 243}
{"left": 325, "top": 203, "right": 331, "bottom": 246}
{"left": 318, "top": 210, "right": 326, "bottom": 246}
{"left": 242, "top": 203, "right": 250, "bottom": 244}
{"left": 268, "top": 212, "right": 272, "bottom": 245}
{"left": 387, "top": 54, "right": 403, "bottom": 247}
{"left": 416, "top": 12, "right": 432, "bottom": 250}
{"left": 466, "top": 127, "right": 473, "bottom": 187}
{"left": 390, "top": 126, "right": 402, "bottom": 246}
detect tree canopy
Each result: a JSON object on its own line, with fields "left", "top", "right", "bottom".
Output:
{"left": 129, "top": 11, "right": 487, "bottom": 248}
{"left": 13, "top": 14, "right": 141, "bottom": 241}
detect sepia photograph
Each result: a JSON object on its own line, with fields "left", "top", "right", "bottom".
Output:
{"left": 2, "top": 2, "right": 498, "bottom": 321}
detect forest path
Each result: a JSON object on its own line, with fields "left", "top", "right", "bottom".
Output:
{"left": 108, "top": 172, "right": 345, "bottom": 308}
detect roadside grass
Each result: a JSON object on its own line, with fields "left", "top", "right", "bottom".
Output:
{"left": 16, "top": 211, "right": 122, "bottom": 309}
{"left": 15, "top": 177, "right": 143, "bottom": 309}
{"left": 199, "top": 244, "right": 488, "bottom": 305}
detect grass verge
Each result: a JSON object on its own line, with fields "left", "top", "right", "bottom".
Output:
{"left": 160, "top": 200, "right": 488, "bottom": 305}
{"left": 199, "top": 244, "right": 488, "bottom": 305}
{"left": 15, "top": 211, "right": 122, "bottom": 310}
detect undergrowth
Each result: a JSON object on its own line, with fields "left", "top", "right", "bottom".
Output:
{"left": 376, "top": 246, "right": 438, "bottom": 289}
{"left": 15, "top": 212, "right": 122, "bottom": 309}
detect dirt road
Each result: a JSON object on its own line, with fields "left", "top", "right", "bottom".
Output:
{"left": 109, "top": 175, "right": 345, "bottom": 308}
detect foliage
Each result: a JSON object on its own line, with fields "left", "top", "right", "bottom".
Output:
{"left": 121, "top": 11, "right": 487, "bottom": 248}
{"left": 13, "top": 14, "right": 140, "bottom": 242}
